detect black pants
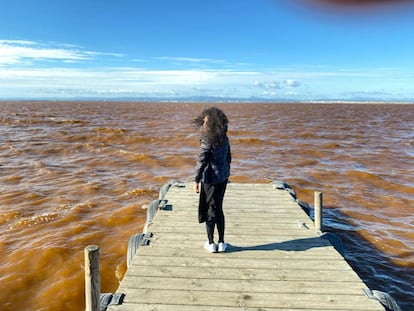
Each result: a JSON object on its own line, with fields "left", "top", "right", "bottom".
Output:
{"left": 199, "top": 180, "right": 228, "bottom": 244}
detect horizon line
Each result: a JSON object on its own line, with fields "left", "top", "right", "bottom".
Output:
{"left": 1, "top": 98, "right": 413, "bottom": 104}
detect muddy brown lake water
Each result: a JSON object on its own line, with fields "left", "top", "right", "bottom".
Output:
{"left": 0, "top": 101, "right": 412, "bottom": 310}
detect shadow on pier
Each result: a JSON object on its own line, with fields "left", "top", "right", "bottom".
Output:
{"left": 227, "top": 236, "right": 331, "bottom": 253}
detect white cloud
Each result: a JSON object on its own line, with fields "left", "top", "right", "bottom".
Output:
{"left": 156, "top": 56, "right": 226, "bottom": 65}
{"left": 0, "top": 40, "right": 83, "bottom": 65}
{"left": 254, "top": 80, "right": 281, "bottom": 89}
{"left": 1, "top": 40, "right": 413, "bottom": 100}
{"left": 0, "top": 67, "right": 243, "bottom": 98}
{"left": 1, "top": 64, "right": 410, "bottom": 100}
{"left": 254, "top": 79, "right": 300, "bottom": 90}
{"left": 284, "top": 79, "right": 300, "bottom": 87}
{"left": 0, "top": 40, "right": 123, "bottom": 66}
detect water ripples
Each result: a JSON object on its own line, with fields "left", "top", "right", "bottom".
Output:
{"left": 0, "top": 101, "right": 413, "bottom": 310}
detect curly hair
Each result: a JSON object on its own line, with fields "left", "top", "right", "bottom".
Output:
{"left": 193, "top": 107, "right": 229, "bottom": 147}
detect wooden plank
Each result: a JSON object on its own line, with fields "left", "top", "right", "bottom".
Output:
{"left": 127, "top": 255, "right": 352, "bottom": 271}
{"left": 108, "top": 183, "right": 384, "bottom": 311}
{"left": 125, "top": 265, "right": 364, "bottom": 282}
{"left": 147, "top": 232, "right": 327, "bottom": 242}
{"left": 114, "top": 288, "right": 382, "bottom": 310}
{"left": 108, "top": 304, "right": 370, "bottom": 311}
{"left": 130, "top": 244, "right": 344, "bottom": 260}
{"left": 118, "top": 276, "right": 366, "bottom": 295}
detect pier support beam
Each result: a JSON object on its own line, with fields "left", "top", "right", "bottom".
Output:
{"left": 314, "top": 191, "right": 323, "bottom": 232}
{"left": 84, "top": 245, "right": 100, "bottom": 311}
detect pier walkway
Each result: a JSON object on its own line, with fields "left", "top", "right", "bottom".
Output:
{"left": 108, "top": 182, "right": 384, "bottom": 311}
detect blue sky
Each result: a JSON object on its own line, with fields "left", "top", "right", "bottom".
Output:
{"left": 1, "top": 0, "right": 413, "bottom": 101}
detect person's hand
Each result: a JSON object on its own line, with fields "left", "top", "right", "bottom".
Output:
{"left": 193, "top": 182, "right": 199, "bottom": 193}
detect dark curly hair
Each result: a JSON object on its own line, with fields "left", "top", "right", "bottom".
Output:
{"left": 193, "top": 107, "right": 229, "bottom": 147}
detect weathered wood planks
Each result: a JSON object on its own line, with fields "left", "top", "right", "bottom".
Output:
{"left": 108, "top": 183, "right": 384, "bottom": 311}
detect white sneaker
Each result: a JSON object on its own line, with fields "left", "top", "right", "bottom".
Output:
{"left": 218, "top": 242, "right": 227, "bottom": 252}
{"left": 204, "top": 241, "right": 217, "bottom": 253}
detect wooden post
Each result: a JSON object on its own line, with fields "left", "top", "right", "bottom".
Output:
{"left": 84, "top": 245, "right": 100, "bottom": 311}
{"left": 314, "top": 191, "right": 323, "bottom": 232}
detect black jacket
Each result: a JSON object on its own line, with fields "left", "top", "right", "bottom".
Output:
{"left": 194, "top": 136, "right": 231, "bottom": 184}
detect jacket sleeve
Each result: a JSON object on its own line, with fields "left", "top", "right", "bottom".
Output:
{"left": 194, "top": 139, "right": 211, "bottom": 183}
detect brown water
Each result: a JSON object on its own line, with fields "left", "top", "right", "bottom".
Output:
{"left": 0, "top": 101, "right": 413, "bottom": 311}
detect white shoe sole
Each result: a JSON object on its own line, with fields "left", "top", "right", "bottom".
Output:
{"left": 218, "top": 242, "right": 227, "bottom": 252}
{"left": 204, "top": 242, "right": 217, "bottom": 253}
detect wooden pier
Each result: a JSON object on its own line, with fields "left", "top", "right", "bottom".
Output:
{"left": 107, "top": 182, "right": 384, "bottom": 311}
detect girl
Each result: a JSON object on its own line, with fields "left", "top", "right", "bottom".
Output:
{"left": 193, "top": 107, "right": 231, "bottom": 253}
